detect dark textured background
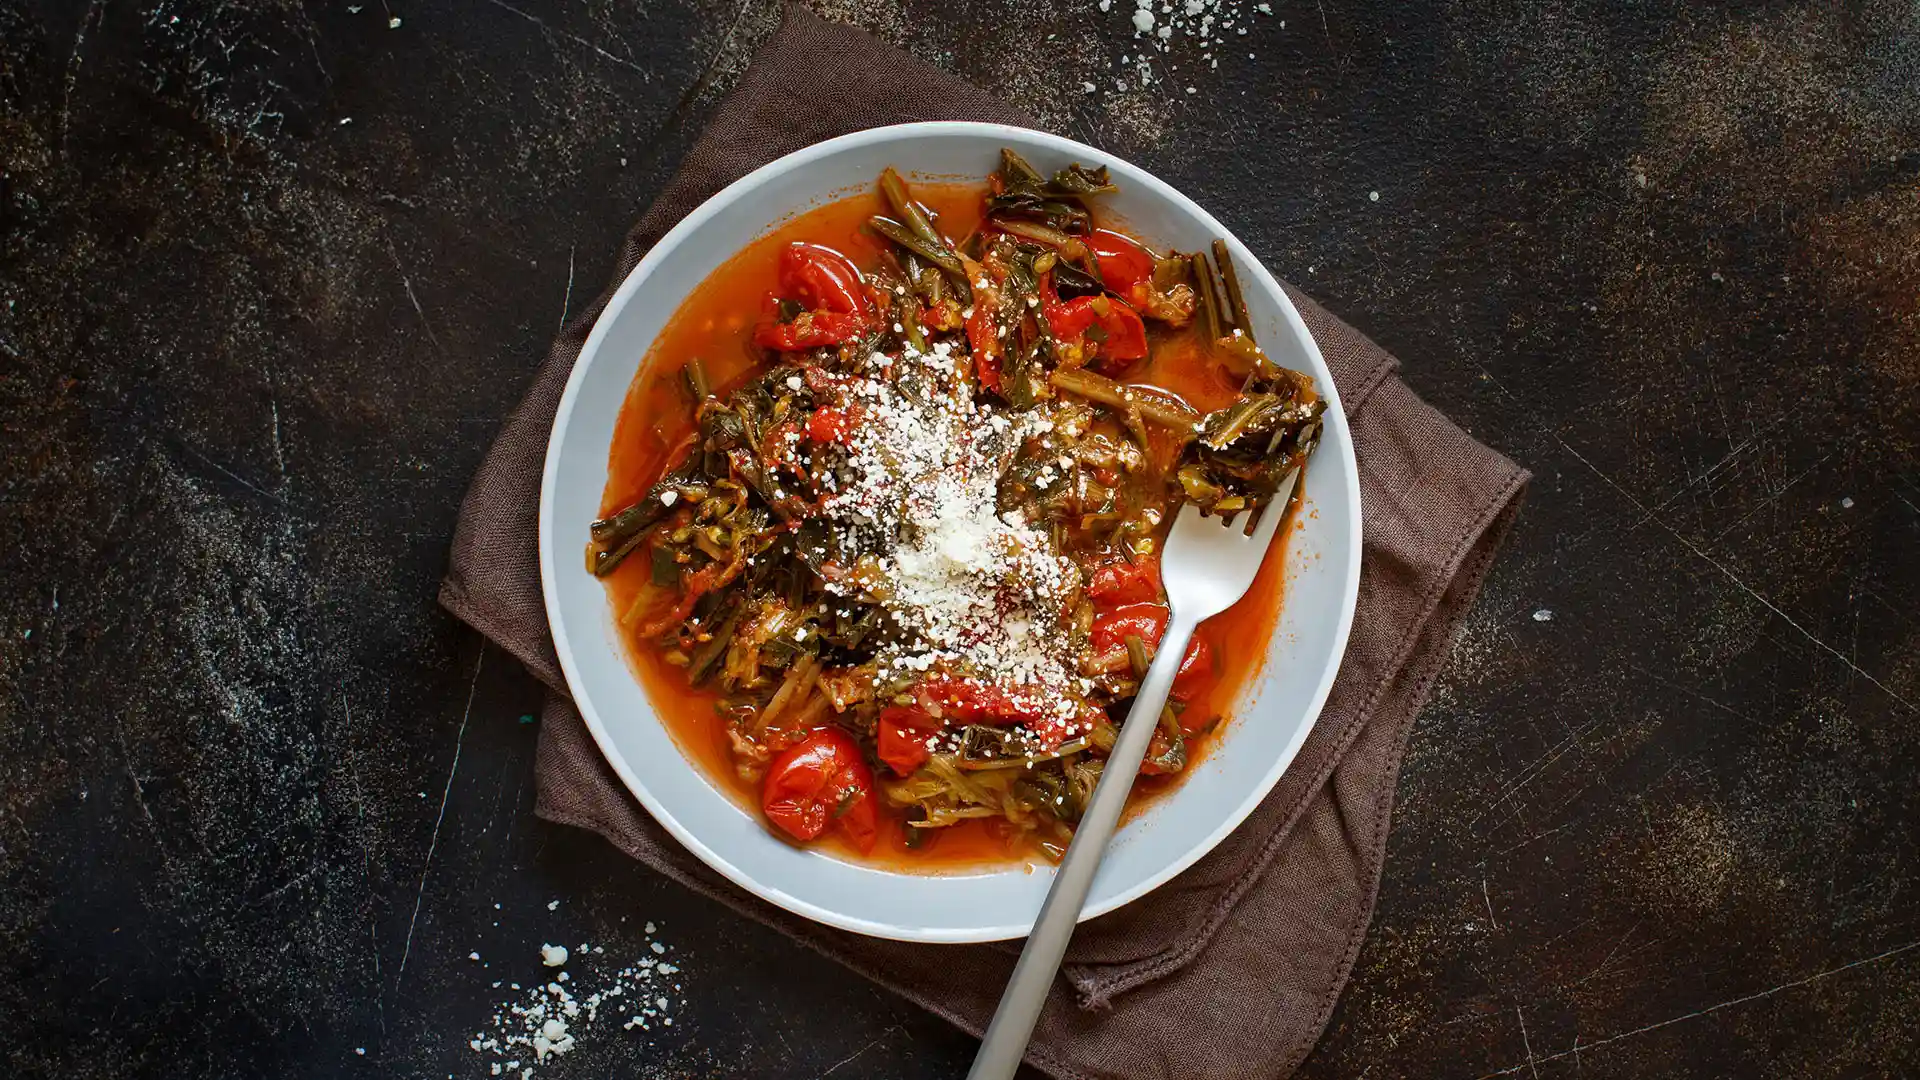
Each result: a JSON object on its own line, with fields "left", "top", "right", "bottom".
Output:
{"left": 3, "top": 0, "right": 1917, "bottom": 1077}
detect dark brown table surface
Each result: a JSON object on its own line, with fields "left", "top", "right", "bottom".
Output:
{"left": 3, "top": 1, "right": 1917, "bottom": 1077}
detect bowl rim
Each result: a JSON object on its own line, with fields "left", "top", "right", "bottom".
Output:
{"left": 539, "top": 121, "right": 1362, "bottom": 942}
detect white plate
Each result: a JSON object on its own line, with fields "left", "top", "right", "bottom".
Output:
{"left": 540, "top": 123, "right": 1361, "bottom": 943}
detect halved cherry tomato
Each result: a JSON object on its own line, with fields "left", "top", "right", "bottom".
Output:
{"left": 1088, "top": 229, "right": 1156, "bottom": 296}
{"left": 761, "top": 728, "right": 878, "bottom": 852}
{"left": 753, "top": 309, "right": 869, "bottom": 351}
{"left": 779, "top": 243, "right": 869, "bottom": 316}
{"left": 1044, "top": 294, "right": 1149, "bottom": 366}
{"left": 806, "top": 406, "right": 857, "bottom": 444}
{"left": 1089, "top": 603, "right": 1214, "bottom": 701}
{"left": 876, "top": 705, "right": 939, "bottom": 776}
{"left": 1086, "top": 555, "right": 1164, "bottom": 605}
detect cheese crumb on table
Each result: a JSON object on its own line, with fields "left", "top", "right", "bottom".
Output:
{"left": 470, "top": 935, "right": 689, "bottom": 1078}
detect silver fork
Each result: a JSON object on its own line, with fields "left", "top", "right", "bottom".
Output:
{"left": 967, "top": 467, "right": 1302, "bottom": 1080}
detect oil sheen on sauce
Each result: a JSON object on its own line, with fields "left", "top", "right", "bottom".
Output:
{"left": 600, "top": 184, "right": 1294, "bottom": 870}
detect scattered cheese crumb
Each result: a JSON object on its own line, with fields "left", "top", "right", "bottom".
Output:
{"left": 540, "top": 944, "right": 569, "bottom": 968}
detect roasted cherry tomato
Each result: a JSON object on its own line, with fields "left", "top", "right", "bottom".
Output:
{"left": 1086, "top": 556, "right": 1164, "bottom": 606}
{"left": 1088, "top": 229, "right": 1156, "bottom": 296}
{"left": 753, "top": 310, "right": 869, "bottom": 351}
{"left": 1044, "top": 294, "right": 1149, "bottom": 366}
{"left": 1090, "top": 602, "right": 1169, "bottom": 655}
{"left": 916, "top": 675, "right": 1042, "bottom": 725}
{"left": 779, "top": 243, "right": 869, "bottom": 316}
{"left": 761, "top": 728, "right": 878, "bottom": 852}
{"left": 806, "top": 406, "right": 857, "bottom": 444}
{"left": 1090, "top": 603, "right": 1214, "bottom": 701}
{"left": 913, "top": 675, "right": 1098, "bottom": 749}
{"left": 754, "top": 245, "right": 874, "bottom": 351}
{"left": 1172, "top": 634, "right": 1214, "bottom": 703}
{"left": 876, "top": 705, "right": 939, "bottom": 776}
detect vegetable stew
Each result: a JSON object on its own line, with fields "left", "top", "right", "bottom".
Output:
{"left": 593, "top": 151, "right": 1323, "bottom": 866}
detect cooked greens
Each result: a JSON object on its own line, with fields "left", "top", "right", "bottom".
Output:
{"left": 588, "top": 151, "right": 1321, "bottom": 860}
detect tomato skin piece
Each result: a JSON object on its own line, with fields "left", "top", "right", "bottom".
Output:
{"left": 753, "top": 310, "right": 869, "bottom": 351}
{"left": 1138, "top": 726, "right": 1182, "bottom": 776}
{"left": 1088, "top": 229, "right": 1156, "bottom": 295}
{"left": 876, "top": 706, "right": 938, "bottom": 776}
{"left": 760, "top": 728, "right": 879, "bottom": 853}
{"left": 780, "top": 243, "right": 869, "bottom": 316}
{"left": 966, "top": 302, "right": 1002, "bottom": 390}
{"left": 1092, "top": 299, "right": 1149, "bottom": 362}
{"left": 806, "top": 406, "right": 856, "bottom": 444}
{"left": 1086, "top": 556, "right": 1164, "bottom": 605}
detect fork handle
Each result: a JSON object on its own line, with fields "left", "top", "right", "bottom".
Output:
{"left": 966, "top": 615, "right": 1199, "bottom": 1080}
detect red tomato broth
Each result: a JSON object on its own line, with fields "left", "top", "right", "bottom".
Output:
{"left": 600, "top": 184, "right": 1295, "bottom": 871}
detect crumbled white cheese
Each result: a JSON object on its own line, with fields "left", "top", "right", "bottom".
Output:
{"left": 540, "top": 944, "right": 568, "bottom": 968}
{"left": 471, "top": 931, "right": 684, "bottom": 1078}
{"left": 804, "top": 346, "right": 1086, "bottom": 707}
{"left": 1106, "top": 0, "right": 1261, "bottom": 79}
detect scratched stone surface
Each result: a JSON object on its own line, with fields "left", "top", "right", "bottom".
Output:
{"left": 2, "top": 0, "right": 1917, "bottom": 1077}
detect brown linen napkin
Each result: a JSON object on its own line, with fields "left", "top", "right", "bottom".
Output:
{"left": 440, "top": 8, "right": 1529, "bottom": 1078}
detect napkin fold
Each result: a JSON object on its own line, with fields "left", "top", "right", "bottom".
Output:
{"left": 441, "top": 9, "right": 1528, "bottom": 1077}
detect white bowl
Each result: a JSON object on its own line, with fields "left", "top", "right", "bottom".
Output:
{"left": 540, "top": 122, "right": 1361, "bottom": 943}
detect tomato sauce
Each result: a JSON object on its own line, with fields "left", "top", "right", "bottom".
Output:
{"left": 600, "top": 185, "right": 1295, "bottom": 871}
